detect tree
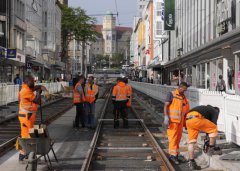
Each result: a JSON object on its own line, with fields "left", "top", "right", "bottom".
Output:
{"left": 60, "top": 5, "right": 99, "bottom": 76}
{"left": 111, "top": 53, "right": 125, "bottom": 68}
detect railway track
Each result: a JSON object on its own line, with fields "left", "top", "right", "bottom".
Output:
{"left": 0, "top": 97, "right": 73, "bottom": 156}
{"left": 81, "top": 89, "right": 174, "bottom": 171}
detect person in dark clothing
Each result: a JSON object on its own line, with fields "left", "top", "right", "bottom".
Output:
{"left": 14, "top": 74, "right": 22, "bottom": 85}
{"left": 73, "top": 75, "right": 86, "bottom": 129}
{"left": 186, "top": 105, "right": 222, "bottom": 170}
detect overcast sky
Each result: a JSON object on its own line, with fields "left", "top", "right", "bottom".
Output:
{"left": 68, "top": 0, "right": 137, "bottom": 27}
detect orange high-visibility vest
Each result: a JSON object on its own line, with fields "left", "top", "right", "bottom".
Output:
{"left": 73, "top": 82, "right": 85, "bottom": 103}
{"left": 19, "top": 84, "right": 38, "bottom": 114}
{"left": 168, "top": 89, "right": 189, "bottom": 123}
{"left": 112, "top": 82, "right": 129, "bottom": 101}
{"left": 126, "top": 84, "right": 132, "bottom": 107}
{"left": 85, "top": 83, "right": 98, "bottom": 103}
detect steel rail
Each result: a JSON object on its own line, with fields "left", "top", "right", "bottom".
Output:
{"left": 80, "top": 89, "right": 111, "bottom": 171}
{"left": 132, "top": 106, "right": 175, "bottom": 171}
{"left": 0, "top": 98, "right": 73, "bottom": 157}
{"left": 81, "top": 88, "right": 175, "bottom": 171}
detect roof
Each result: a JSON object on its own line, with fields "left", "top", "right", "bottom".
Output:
{"left": 94, "top": 25, "right": 132, "bottom": 33}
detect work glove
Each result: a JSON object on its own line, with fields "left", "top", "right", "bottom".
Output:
{"left": 163, "top": 115, "right": 170, "bottom": 126}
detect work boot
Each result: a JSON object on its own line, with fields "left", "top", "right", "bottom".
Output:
{"left": 187, "top": 160, "right": 201, "bottom": 170}
{"left": 208, "top": 146, "right": 222, "bottom": 156}
{"left": 169, "top": 155, "right": 180, "bottom": 165}
{"left": 177, "top": 154, "right": 186, "bottom": 163}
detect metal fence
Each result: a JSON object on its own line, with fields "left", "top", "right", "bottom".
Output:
{"left": 0, "top": 82, "right": 69, "bottom": 106}
{"left": 129, "top": 80, "right": 240, "bottom": 146}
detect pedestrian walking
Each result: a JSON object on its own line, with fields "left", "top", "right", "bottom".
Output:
{"left": 85, "top": 76, "right": 99, "bottom": 129}
{"left": 112, "top": 77, "right": 130, "bottom": 128}
{"left": 73, "top": 75, "right": 86, "bottom": 129}
{"left": 17, "top": 75, "right": 48, "bottom": 161}
{"left": 163, "top": 82, "right": 190, "bottom": 164}
{"left": 216, "top": 75, "right": 226, "bottom": 92}
{"left": 14, "top": 74, "right": 22, "bottom": 85}
{"left": 186, "top": 105, "right": 222, "bottom": 170}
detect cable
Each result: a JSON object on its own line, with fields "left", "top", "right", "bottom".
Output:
{"left": 114, "top": 0, "right": 121, "bottom": 26}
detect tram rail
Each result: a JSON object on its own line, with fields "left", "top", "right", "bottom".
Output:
{"left": 81, "top": 89, "right": 174, "bottom": 171}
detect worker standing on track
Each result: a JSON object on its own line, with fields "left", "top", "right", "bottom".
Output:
{"left": 163, "top": 82, "right": 190, "bottom": 164}
{"left": 112, "top": 77, "right": 130, "bottom": 128}
{"left": 18, "top": 75, "right": 48, "bottom": 161}
{"left": 73, "top": 75, "right": 86, "bottom": 129}
{"left": 85, "top": 76, "right": 99, "bottom": 129}
{"left": 186, "top": 105, "right": 222, "bottom": 170}
{"left": 124, "top": 77, "right": 133, "bottom": 109}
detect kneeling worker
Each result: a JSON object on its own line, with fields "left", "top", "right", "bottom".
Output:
{"left": 186, "top": 105, "right": 222, "bottom": 170}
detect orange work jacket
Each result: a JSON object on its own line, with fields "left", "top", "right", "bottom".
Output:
{"left": 18, "top": 84, "right": 38, "bottom": 114}
{"left": 126, "top": 84, "right": 132, "bottom": 107}
{"left": 168, "top": 89, "right": 190, "bottom": 123}
{"left": 85, "top": 83, "right": 98, "bottom": 103}
{"left": 73, "top": 82, "right": 85, "bottom": 104}
{"left": 112, "top": 82, "right": 129, "bottom": 102}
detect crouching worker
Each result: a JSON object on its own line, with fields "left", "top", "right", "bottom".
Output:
{"left": 17, "top": 75, "right": 48, "bottom": 162}
{"left": 186, "top": 105, "right": 222, "bottom": 170}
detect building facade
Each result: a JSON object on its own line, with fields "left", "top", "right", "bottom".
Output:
{"left": 132, "top": 0, "right": 240, "bottom": 95}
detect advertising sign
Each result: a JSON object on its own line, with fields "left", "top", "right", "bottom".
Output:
{"left": 7, "top": 49, "right": 16, "bottom": 58}
{"left": 164, "top": 0, "right": 175, "bottom": 30}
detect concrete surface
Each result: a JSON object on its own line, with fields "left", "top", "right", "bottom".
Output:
{"left": 0, "top": 99, "right": 105, "bottom": 171}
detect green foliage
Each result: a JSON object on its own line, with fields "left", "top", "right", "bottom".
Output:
{"left": 60, "top": 5, "right": 99, "bottom": 59}
{"left": 111, "top": 53, "right": 125, "bottom": 68}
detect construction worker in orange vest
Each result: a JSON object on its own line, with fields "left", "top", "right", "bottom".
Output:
{"left": 186, "top": 105, "right": 222, "bottom": 170}
{"left": 85, "top": 76, "right": 99, "bottom": 129}
{"left": 112, "top": 77, "right": 130, "bottom": 128}
{"left": 18, "top": 75, "right": 48, "bottom": 161}
{"left": 73, "top": 75, "right": 86, "bottom": 129}
{"left": 123, "top": 77, "right": 132, "bottom": 108}
{"left": 164, "top": 82, "right": 190, "bottom": 164}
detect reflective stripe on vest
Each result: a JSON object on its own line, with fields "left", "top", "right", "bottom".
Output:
{"left": 85, "top": 84, "right": 98, "bottom": 103}
{"left": 115, "top": 85, "right": 128, "bottom": 101}
{"left": 19, "top": 86, "right": 38, "bottom": 114}
{"left": 73, "top": 83, "right": 85, "bottom": 103}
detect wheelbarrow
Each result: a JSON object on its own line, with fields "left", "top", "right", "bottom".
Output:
{"left": 18, "top": 137, "right": 58, "bottom": 171}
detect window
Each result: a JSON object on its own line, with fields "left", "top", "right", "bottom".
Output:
{"left": 16, "top": 31, "right": 24, "bottom": 50}
{"left": 44, "top": 32, "right": 47, "bottom": 45}
{"left": 44, "top": 12, "right": 47, "bottom": 27}
{"left": 156, "top": 21, "right": 163, "bottom": 35}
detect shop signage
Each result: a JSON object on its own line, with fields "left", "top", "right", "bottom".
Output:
{"left": 7, "top": 49, "right": 16, "bottom": 58}
{"left": 164, "top": 0, "right": 175, "bottom": 30}
{"left": 238, "top": 71, "right": 240, "bottom": 90}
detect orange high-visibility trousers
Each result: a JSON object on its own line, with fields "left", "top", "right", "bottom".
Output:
{"left": 18, "top": 113, "right": 36, "bottom": 138}
{"left": 186, "top": 111, "right": 218, "bottom": 143}
{"left": 167, "top": 121, "right": 184, "bottom": 155}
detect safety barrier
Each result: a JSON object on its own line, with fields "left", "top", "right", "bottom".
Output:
{"left": 129, "top": 80, "right": 240, "bottom": 145}
{"left": 0, "top": 82, "right": 68, "bottom": 106}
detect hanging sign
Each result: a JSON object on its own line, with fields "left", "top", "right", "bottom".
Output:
{"left": 164, "top": 0, "right": 175, "bottom": 30}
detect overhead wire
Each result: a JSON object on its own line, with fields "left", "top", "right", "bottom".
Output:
{"left": 114, "top": 0, "right": 121, "bottom": 26}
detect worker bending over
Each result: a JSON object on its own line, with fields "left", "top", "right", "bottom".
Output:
{"left": 112, "top": 77, "right": 130, "bottom": 128}
{"left": 18, "top": 75, "right": 48, "bottom": 161}
{"left": 164, "top": 82, "right": 190, "bottom": 164}
{"left": 85, "top": 76, "right": 98, "bottom": 129}
{"left": 186, "top": 105, "right": 222, "bottom": 170}
{"left": 73, "top": 75, "right": 86, "bottom": 129}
